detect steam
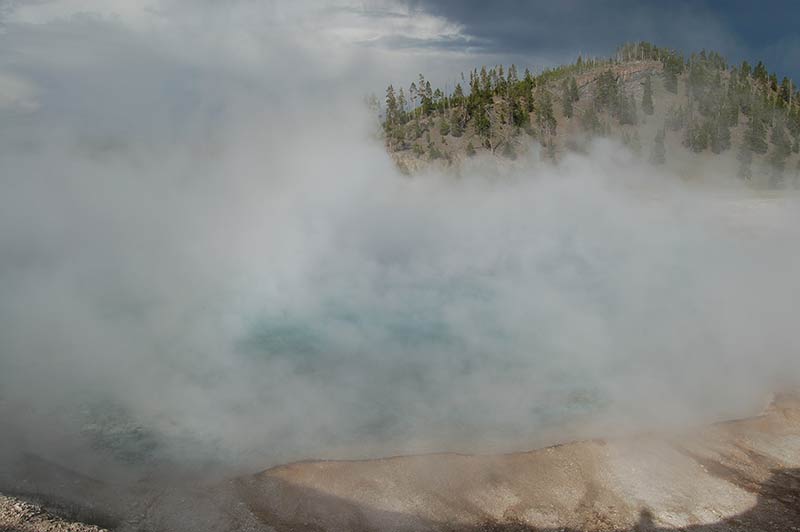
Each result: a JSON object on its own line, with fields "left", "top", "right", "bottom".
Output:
{"left": 1, "top": 2, "right": 799, "bottom": 483}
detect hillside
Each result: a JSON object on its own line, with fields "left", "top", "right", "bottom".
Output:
{"left": 380, "top": 42, "right": 800, "bottom": 186}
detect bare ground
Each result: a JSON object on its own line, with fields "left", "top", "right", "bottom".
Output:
{"left": 2, "top": 393, "right": 799, "bottom": 531}
{"left": 237, "top": 393, "right": 800, "bottom": 532}
{"left": 0, "top": 494, "right": 108, "bottom": 532}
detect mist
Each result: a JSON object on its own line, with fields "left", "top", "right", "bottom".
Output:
{"left": 1, "top": 2, "right": 799, "bottom": 486}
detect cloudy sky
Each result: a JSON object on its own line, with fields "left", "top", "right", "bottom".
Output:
{"left": 407, "top": 0, "right": 800, "bottom": 78}
{"left": 2, "top": 0, "right": 799, "bottom": 95}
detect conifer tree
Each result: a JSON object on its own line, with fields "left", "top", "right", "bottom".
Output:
{"left": 474, "top": 103, "right": 490, "bottom": 139}
{"left": 545, "top": 137, "right": 557, "bottom": 162}
{"left": 569, "top": 77, "right": 579, "bottom": 102}
{"left": 642, "top": 73, "right": 654, "bottom": 115}
{"left": 754, "top": 61, "right": 768, "bottom": 83}
{"left": 580, "top": 105, "right": 601, "bottom": 135}
{"left": 650, "top": 128, "right": 666, "bottom": 164}
{"left": 631, "top": 130, "right": 642, "bottom": 156}
{"left": 452, "top": 83, "right": 464, "bottom": 106}
{"left": 794, "top": 159, "right": 800, "bottom": 188}
{"left": 737, "top": 143, "right": 753, "bottom": 180}
{"left": 780, "top": 77, "right": 792, "bottom": 104}
{"left": 507, "top": 64, "right": 519, "bottom": 85}
{"left": 510, "top": 96, "right": 529, "bottom": 128}
{"left": 397, "top": 88, "right": 407, "bottom": 122}
{"left": 595, "top": 70, "right": 618, "bottom": 110}
{"left": 561, "top": 79, "right": 574, "bottom": 118}
{"left": 744, "top": 112, "right": 769, "bottom": 154}
{"left": 439, "top": 115, "right": 450, "bottom": 136}
{"left": 683, "top": 119, "right": 709, "bottom": 152}
{"left": 618, "top": 93, "right": 637, "bottom": 125}
{"left": 740, "top": 61, "right": 752, "bottom": 81}
{"left": 768, "top": 119, "right": 792, "bottom": 186}
{"left": 384, "top": 85, "right": 398, "bottom": 130}
{"left": 409, "top": 82, "right": 418, "bottom": 119}
{"left": 536, "top": 89, "right": 557, "bottom": 138}
{"left": 709, "top": 114, "right": 731, "bottom": 154}
{"left": 724, "top": 87, "right": 740, "bottom": 127}
{"left": 665, "top": 105, "right": 687, "bottom": 131}
{"left": 662, "top": 53, "right": 682, "bottom": 94}
{"left": 449, "top": 109, "right": 464, "bottom": 137}
{"left": 424, "top": 81, "right": 433, "bottom": 114}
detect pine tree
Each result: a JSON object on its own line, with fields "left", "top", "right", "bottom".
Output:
{"left": 754, "top": 61, "right": 768, "bottom": 84}
{"left": 562, "top": 79, "right": 574, "bottom": 118}
{"left": 744, "top": 112, "right": 769, "bottom": 154}
{"left": 631, "top": 130, "right": 642, "bottom": 156}
{"left": 662, "top": 53, "right": 682, "bottom": 94}
{"left": 507, "top": 64, "right": 519, "bottom": 86}
{"left": 536, "top": 89, "right": 557, "bottom": 138}
{"left": 618, "top": 93, "right": 637, "bottom": 125}
{"left": 710, "top": 114, "right": 731, "bottom": 154}
{"left": 450, "top": 84, "right": 463, "bottom": 109}
{"left": 642, "top": 73, "right": 654, "bottom": 115}
{"left": 595, "top": 70, "right": 618, "bottom": 110}
{"left": 737, "top": 143, "right": 753, "bottom": 180}
{"left": 665, "top": 105, "right": 687, "bottom": 131}
{"left": 424, "top": 81, "right": 433, "bottom": 114}
{"left": 650, "top": 128, "right": 666, "bottom": 164}
{"left": 397, "top": 88, "right": 407, "bottom": 122}
{"left": 768, "top": 119, "right": 792, "bottom": 186}
{"left": 544, "top": 137, "right": 557, "bottom": 162}
{"left": 569, "top": 77, "right": 579, "bottom": 102}
{"left": 439, "top": 116, "right": 450, "bottom": 136}
{"left": 563, "top": 94, "right": 573, "bottom": 118}
{"left": 740, "top": 61, "right": 752, "bottom": 81}
{"left": 384, "top": 85, "right": 398, "bottom": 130}
{"left": 683, "top": 119, "right": 709, "bottom": 152}
{"left": 580, "top": 105, "right": 601, "bottom": 134}
{"left": 474, "top": 104, "right": 490, "bottom": 139}
{"left": 794, "top": 159, "right": 800, "bottom": 188}
{"left": 409, "top": 82, "right": 418, "bottom": 119}
{"left": 510, "top": 96, "right": 529, "bottom": 128}
{"left": 450, "top": 109, "right": 464, "bottom": 137}
{"left": 724, "top": 96, "right": 739, "bottom": 127}
{"left": 780, "top": 77, "right": 792, "bottom": 104}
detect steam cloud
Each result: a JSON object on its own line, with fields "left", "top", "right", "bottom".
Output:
{"left": 1, "top": 2, "right": 799, "bottom": 484}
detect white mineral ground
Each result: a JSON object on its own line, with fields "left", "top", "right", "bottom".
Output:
{"left": 1, "top": 392, "right": 799, "bottom": 532}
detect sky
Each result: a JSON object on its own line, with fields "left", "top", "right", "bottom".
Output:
{"left": 406, "top": 0, "right": 800, "bottom": 81}
{"left": 2, "top": 0, "right": 800, "bottom": 98}
{"left": 1, "top": 0, "right": 800, "bottom": 491}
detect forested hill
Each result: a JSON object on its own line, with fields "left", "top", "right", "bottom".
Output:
{"left": 378, "top": 41, "right": 800, "bottom": 185}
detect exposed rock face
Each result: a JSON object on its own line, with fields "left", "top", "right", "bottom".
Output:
{"left": 2, "top": 394, "right": 799, "bottom": 531}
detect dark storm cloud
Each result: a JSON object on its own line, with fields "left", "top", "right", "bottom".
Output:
{"left": 405, "top": 0, "right": 800, "bottom": 80}
{"left": 358, "top": 33, "right": 480, "bottom": 51}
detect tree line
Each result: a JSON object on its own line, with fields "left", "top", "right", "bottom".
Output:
{"left": 379, "top": 41, "right": 800, "bottom": 184}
